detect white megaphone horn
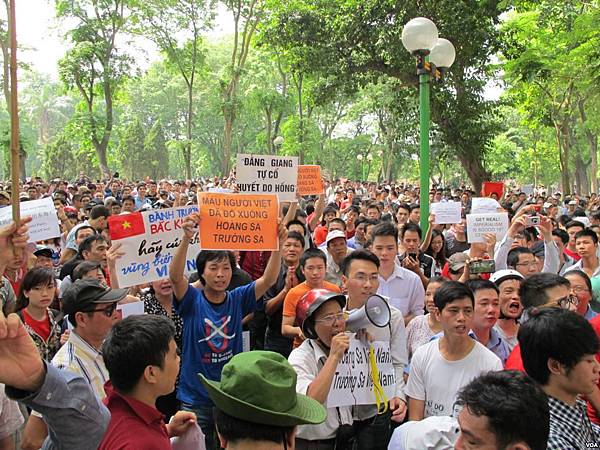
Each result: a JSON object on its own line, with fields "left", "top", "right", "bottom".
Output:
{"left": 346, "top": 294, "right": 391, "bottom": 331}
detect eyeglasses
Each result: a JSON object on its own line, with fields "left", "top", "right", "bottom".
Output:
{"left": 515, "top": 261, "right": 537, "bottom": 268}
{"left": 314, "top": 312, "right": 348, "bottom": 325}
{"left": 557, "top": 295, "right": 580, "bottom": 309}
{"left": 572, "top": 286, "right": 590, "bottom": 294}
{"left": 87, "top": 302, "right": 118, "bottom": 317}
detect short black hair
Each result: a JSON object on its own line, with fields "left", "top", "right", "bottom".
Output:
{"left": 434, "top": 281, "right": 474, "bottom": 311}
{"left": 285, "top": 231, "right": 305, "bottom": 248}
{"left": 519, "top": 273, "right": 571, "bottom": 309}
{"left": 286, "top": 219, "right": 306, "bottom": 233}
{"left": 367, "top": 203, "right": 380, "bottom": 212}
{"left": 565, "top": 220, "right": 585, "bottom": 231}
{"left": 400, "top": 222, "right": 422, "bottom": 239}
{"left": 507, "top": 247, "right": 534, "bottom": 268}
{"left": 467, "top": 279, "right": 499, "bottom": 295}
{"left": 122, "top": 195, "right": 135, "bottom": 203}
{"left": 575, "top": 228, "right": 598, "bottom": 244}
{"left": 552, "top": 229, "right": 569, "bottom": 246}
{"left": 89, "top": 205, "right": 110, "bottom": 220}
{"left": 78, "top": 234, "right": 108, "bottom": 258}
{"left": 72, "top": 260, "right": 103, "bottom": 282}
{"left": 102, "top": 315, "right": 175, "bottom": 393}
{"left": 340, "top": 250, "right": 380, "bottom": 276}
{"left": 195, "top": 251, "right": 236, "bottom": 286}
{"left": 328, "top": 218, "right": 346, "bottom": 231}
{"left": 456, "top": 370, "right": 549, "bottom": 450}
{"left": 519, "top": 308, "right": 599, "bottom": 385}
{"left": 74, "top": 225, "right": 96, "bottom": 241}
{"left": 299, "top": 248, "right": 326, "bottom": 268}
{"left": 396, "top": 203, "right": 410, "bottom": 213}
{"left": 371, "top": 221, "right": 398, "bottom": 243}
{"left": 214, "top": 408, "right": 294, "bottom": 445}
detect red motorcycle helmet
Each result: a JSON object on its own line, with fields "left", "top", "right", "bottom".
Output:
{"left": 296, "top": 289, "right": 346, "bottom": 339}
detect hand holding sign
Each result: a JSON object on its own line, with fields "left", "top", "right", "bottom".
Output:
{"left": 182, "top": 212, "right": 200, "bottom": 241}
{"left": 330, "top": 332, "right": 351, "bottom": 361}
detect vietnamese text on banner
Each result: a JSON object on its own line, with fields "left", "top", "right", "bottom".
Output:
{"left": 0, "top": 197, "right": 60, "bottom": 242}
{"left": 197, "top": 192, "right": 279, "bottom": 251}
{"left": 430, "top": 201, "right": 462, "bottom": 225}
{"left": 297, "top": 165, "right": 324, "bottom": 196}
{"left": 108, "top": 205, "right": 200, "bottom": 288}
{"left": 327, "top": 338, "right": 396, "bottom": 408}
{"left": 236, "top": 153, "right": 298, "bottom": 202}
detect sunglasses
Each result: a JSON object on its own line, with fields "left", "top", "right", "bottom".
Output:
{"left": 86, "top": 302, "right": 118, "bottom": 317}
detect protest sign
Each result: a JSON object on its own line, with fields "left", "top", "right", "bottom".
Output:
{"left": 430, "top": 201, "right": 462, "bottom": 224}
{"left": 198, "top": 192, "right": 279, "bottom": 251}
{"left": 471, "top": 197, "right": 502, "bottom": 215}
{"left": 327, "top": 339, "right": 396, "bottom": 408}
{"left": 116, "top": 301, "right": 145, "bottom": 319}
{"left": 0, "top": 197, "right": 60, "bottom": 242}
{"left": 236, "top": 154, "right": 298, "bottom": 201}
{"left": 482, "top": 181, "right": 504, "bottom": 199}
{"left": 108, "top": 205, "right": 200, "bottom": 288}
{"left": 466, "top": 213, "right": 509, "bottom": 244}
{"left": 297, "top": 165, "right": 324, "bottom": 195}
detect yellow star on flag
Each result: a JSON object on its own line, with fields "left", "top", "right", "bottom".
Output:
{"left": 122, "top": 221, "right": 132, "bottom": 230}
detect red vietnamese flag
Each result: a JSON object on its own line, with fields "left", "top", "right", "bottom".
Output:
{"left": 108, "top": 212, "right": 146, "bottom": 241}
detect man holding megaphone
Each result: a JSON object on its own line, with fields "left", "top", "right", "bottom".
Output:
{"left": 340, "top": 250, "right": 410, "bottom": 450}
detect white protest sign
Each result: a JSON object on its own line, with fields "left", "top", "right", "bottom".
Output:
{"left": 0, "top": 197, "right": 60, "bottom": 242}
{"left": 466, "top": 213, "right": 509, "bottom": 243}
{"left": 327, "top": 339, "right": 396, "bottom": 408}
{"left": 236, "top": 153, "right": 298, "bottom": 201}
{"left": 430, "top": 201, "right": 462, "bottom": 224}
{"left": 108, "top": 205, "right": 200, "bottom": 288}
{"left": 117, "top": 301, "right": 145, "bottom": 319}
{"left": 471, "top": 197, "right": 502, "bottom": 215}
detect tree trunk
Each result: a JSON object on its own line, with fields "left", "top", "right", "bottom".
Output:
{"left": 222, "top": 109, "right": 235, "bottom": 175}
{"left": 554, "top": 121, "right": 570, "bottom": 194}
{"left": 295, "top": 73, "right": 305, "bottom": 164}
{"left": 265, "top": 106, "right": 273, "bottom": 154}
{"left": 184, "top": 81, "right": 193, "bottom": 179}
{"left": 579, "top": 99, "right": 598, "bottom": 193}
{"left": 458, "top": 150, "right": 490, "bottom": 194}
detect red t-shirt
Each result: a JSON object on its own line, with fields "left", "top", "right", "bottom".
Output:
{"left": 22, "top": 309, "right": 51, "bottom": 341}
{"left": 504, "top": 344, "right": 525, "bottom": 372}
{"left": 313, "top": 225, "right": 328, "bottom": 246}
{"left": 98, "top": 383, "right": 170, "bottom": 450}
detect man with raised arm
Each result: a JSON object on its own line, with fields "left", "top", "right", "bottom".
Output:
{"left": 168, "top": 212, "right": 285, "bottom": 450}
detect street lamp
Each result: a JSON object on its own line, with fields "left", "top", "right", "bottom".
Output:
{"left": 357, "top": 154, "right": 364, "bottom": 180}
{"left": 273, "top": 136, "right": 284, "bottom": 154}
{"left": 402, "top": 17, "right": 455, "bottom": 232}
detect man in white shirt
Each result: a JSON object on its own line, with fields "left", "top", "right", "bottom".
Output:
{"left": 288, "top": 289, "right": 353, "bottom": 449}
{"left": 341, "top": 250, "right": 409, "bottom": 449}
{"left": 565, "top": 228, "right": 600, "bottom": 278}
{"left": 370, "top": 222, "right": 425, "bottom": 324}
{"left": 406, "top": 281, "right": 502, "bottom": 420}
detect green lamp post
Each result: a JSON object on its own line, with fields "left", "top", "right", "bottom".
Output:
{"left": 402, "top": 18, "right": 456, "bottom": 233}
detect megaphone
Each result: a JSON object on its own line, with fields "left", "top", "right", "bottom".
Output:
{"left": 346, "top": 294, "right": 391, "bottom": 331}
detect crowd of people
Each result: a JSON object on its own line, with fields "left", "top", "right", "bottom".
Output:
{"left": 0, "top": 174, "right": 600, "bottom": 449}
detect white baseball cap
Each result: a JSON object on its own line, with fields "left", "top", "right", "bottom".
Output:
{"left": 490, "top": 269, "right": 524, "bottom": 286}
{"left": 325, "top": 230, "right": 346, "bottom": 245}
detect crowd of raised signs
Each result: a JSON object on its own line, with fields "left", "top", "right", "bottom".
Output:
{"left": 0, "top": 173, "right": 600, "bottom": 450}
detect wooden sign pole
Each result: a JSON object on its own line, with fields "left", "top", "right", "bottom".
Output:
{"left": 8, "top": 0, "right": 20, "bottom": 225}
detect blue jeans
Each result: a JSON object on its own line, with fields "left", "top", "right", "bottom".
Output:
{"left": 182, "top": 403, "right": 219, "bottom": 450}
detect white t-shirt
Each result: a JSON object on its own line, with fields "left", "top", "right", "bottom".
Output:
{"left": 405, "top": 339, "right": 502, "bottom": 418}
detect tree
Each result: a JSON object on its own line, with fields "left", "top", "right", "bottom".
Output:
{"left": 220, "top": 0, "right": 263, "bottom": 175}
{"left": 144, "top": 119, "right": 169, "bottom": 179}
{"left": 258, "top": 0, "right": 506, "bottom": 190}
{"left": 57, "top": 0, "right": 133, "bottom": 178}
{"left": 132, "top": 0, "right": 214, "bottom": 179}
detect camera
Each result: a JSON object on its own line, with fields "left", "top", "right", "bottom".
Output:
{"left": 468, "top": 260, "right": 496, "bottom": 274}
{"left": 525, "top": 215, "right": 540, "bottom": 227}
